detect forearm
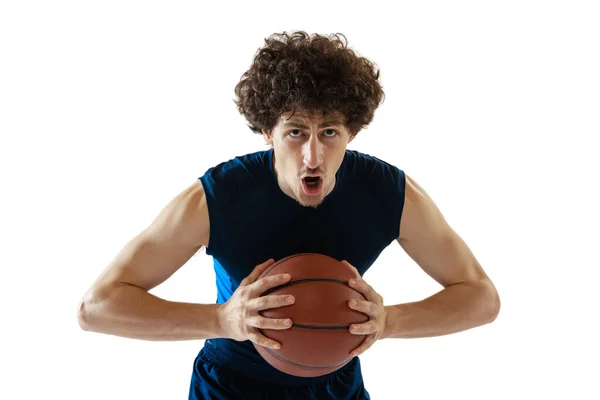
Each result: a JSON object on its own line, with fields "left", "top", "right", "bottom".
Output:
{"left": 78, "top": 283, "right": 223, "bottom": 341}
{"left": 383, "top": 279, "right": 500, "bottom": 339}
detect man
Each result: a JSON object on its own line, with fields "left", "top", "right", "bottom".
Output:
{"left": 77, "top": 31, "right": 500, "bottom": 399}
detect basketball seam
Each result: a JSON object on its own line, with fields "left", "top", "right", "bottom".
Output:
{"left": 261, "top": 278, "right": 350, "bottom": 296}
{"left": 291, "top": 323, "right": 349, "bottom": 330}
{"left": 260, "top": 253, "right": 316, "bottom": 278}
{"left": 263, "top": 347, "right": 352, "bottom": 370}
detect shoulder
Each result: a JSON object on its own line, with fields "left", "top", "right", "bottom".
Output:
{"left": 343, "top": 149, "right": 406, "bottom": 187}
{"left": 343, "top": 150, "right": 407, "bottom": 238}
{"left": 199, "top": 149, "right": 271, "bottom": 207}
{"left": 201, "top": 149, "right": 268, "bottom": 182}
{"left": 144, "top": 179, "right": 211, "bottom": 249}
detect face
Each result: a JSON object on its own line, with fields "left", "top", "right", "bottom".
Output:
{"left": 262, "top": 110, "right": 354, "bottom": 208}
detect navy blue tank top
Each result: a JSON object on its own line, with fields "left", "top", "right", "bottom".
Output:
{"left": 197, "top": 148, "right": 406, "bottom": 385}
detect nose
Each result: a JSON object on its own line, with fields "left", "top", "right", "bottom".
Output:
{"left": 302, "top": 134, "right": 323, "bottom": 170}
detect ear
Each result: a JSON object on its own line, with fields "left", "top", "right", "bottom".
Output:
{"left": 262, "top": 129, "right": 274, "bottom": 146}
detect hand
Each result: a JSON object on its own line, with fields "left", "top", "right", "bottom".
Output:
{"left": 342, "top": 260, "right": 387, "bottom": 357}
{"left": 217, "top": 258, "right": 296, "bottom": 350}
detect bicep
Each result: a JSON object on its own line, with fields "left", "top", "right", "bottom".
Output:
{"left": 88, "top": 179, "right": 210, "bottom": 294}
{"left": 397, "top": 174, "right": 487, "bottom": 287}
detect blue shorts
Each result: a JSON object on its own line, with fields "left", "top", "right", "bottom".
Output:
{"left": 188, "top": 343, "right": 370, "bottom": 399}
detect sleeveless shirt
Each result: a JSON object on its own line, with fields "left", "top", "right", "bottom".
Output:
{"left": 196, "top": 148, "right": 406, "bottom": 386}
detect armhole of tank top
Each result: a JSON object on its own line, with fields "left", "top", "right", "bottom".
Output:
{"left": 197, "top": 175, "right": 220, "bottom": 256}
{"left": 389, "top": 167, "right": 406, "bottom": 240}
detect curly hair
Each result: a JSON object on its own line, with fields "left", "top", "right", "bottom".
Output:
{"left": 233, "top": 31, "right": 384, "bottom": 136}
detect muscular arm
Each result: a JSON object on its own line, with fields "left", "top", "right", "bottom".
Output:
{"left": 383, "top": 174, "right": 500, "bottom": 339}
{"left": 77, "top": 179, "right": 223, "bottom": 341}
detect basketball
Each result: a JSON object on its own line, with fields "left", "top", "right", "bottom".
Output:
{"left": 253, "top": 253, "right": 369, "bottom": 377}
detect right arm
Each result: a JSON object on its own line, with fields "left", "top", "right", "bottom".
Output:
{"left": 77, "top": 179, "right": 219, "bottom": 341}
{"left": 77, "top": 179, "right": 295, "bottom": 347}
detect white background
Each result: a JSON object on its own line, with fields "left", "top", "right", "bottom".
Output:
{"left": 1, "top": 1, "right": 599, "bottom": 399}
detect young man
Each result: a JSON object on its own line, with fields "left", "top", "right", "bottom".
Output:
{"left": 77, "top": 31, "right": 500, "bottom": 399}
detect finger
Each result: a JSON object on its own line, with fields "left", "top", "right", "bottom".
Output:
{"left": 248, "top": 329, "right": 282, "bottom": 350}
{"left": 341, "top": 260, "right": 360, "bottom": 277}
{"left": 250, "top": 273, "right": 291, "bottom": 297}
{"left": 247, "top": 294, "right": 295, "bottom": 312}
{"left": 247, "top": 315, "right": 293, "bottom": 330}
{"left": 349, "top": 320, "right": 377, "bottom": 335}
{"left": 240, "top": 259, "right": 275, "bottom": 286}
{"left": 350, "top": 333, "right": 376, "bottom": 357}
{"left": 347, "top": 276, "right": 373, "bottom": 299}
{"left": 348, "top": 299, "right": 378, "bottom": 319}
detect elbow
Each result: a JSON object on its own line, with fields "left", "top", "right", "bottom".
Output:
{"left": 77, "top": 298, "right": 90, "bottom": 331}
{"left": 483, "top": 279, "right": 501, "bottom": 324}
{"left": 77, "top": 287, "right": 109, "bottom": 332}
{"left": 77, "top": 292, "right": 96, "bottom": 331}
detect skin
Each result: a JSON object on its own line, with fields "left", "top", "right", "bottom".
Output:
{"left": 77, "top": 109, "right": 500, "bottom": 357}
{"left": 344, "top": 173, "right": 501, "bottom": 356}
{"left": 263, "top": 109, "right": 501, "bottom": 356}
{"left": 261, "top": 109, "right": 354, "bottom": 208}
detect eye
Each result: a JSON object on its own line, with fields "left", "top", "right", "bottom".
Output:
{"left": 323, "top": 129, "right": 338, "bottom": 137}
{"left": 288, "top": 129, "right": 303, "bottom": 137}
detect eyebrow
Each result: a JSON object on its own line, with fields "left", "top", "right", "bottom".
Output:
{"left": 282, "top": 120, "right": 344, "bottom": 129}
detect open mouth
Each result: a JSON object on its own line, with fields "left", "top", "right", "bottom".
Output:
{"left": 301, "top": 176, "right": 323, "bottom": 196}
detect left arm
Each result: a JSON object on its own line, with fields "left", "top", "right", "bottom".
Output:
{"left": 384, "top": 174, "right": 500, "bottom": 338}
{"left": 345, "top": 174, "right": 500, "bottom": 355}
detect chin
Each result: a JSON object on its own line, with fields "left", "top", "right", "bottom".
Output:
{"left": 296, "top": 192, "right": 325, "bottom": 208}
{"left": 300, "top": 198, "right": 323, "bottom": 208}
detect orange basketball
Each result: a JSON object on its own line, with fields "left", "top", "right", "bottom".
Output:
{"left": 253, "top": 253, "right": 368, "bottom": 377}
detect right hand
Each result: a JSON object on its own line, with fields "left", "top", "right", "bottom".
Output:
{"left": 217, "top": 258, "right": 295, "bottom": 350}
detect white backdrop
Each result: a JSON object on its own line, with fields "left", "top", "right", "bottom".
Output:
{"left": 1, "top": 1, "right": 599, "bottom": 399}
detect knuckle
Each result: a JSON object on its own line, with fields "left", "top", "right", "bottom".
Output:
{"left": 250, "top": 317, "right": 263, "bottom": 328}
{"left": 260, "top": 317, "right": 272, "bottom": 329}
{"left": 257, "top": 335, "right": 273, "bottom": 348}
{"left": 268, "top": 296, "right": 282, "bottom": 308}
{"left": 280, "top": 294, "right": 294, "bottom": 304}
{"left": 256, "top": 296, "right": 267, "bottom": 308}
{"left": 253, "top": 278, "right": 266, "bottom": 290}
{"left": 244, "top": 316, "right": 256, "bottom": 328}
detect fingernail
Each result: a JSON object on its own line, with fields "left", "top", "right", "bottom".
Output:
{"left": 349, "top": 299, "right": 357, "bottom": 307}
{"left": 282, "top": 274, "right": 291, "bottom": 280}
{"left": 273, "top": 343, "right": 280, "bottom": 349}
{"left": 284, "top": 319, "right": 292, "bottom": 326}
{"left": 286, "top": 295, "right": 295, "bottom": 303}
{"left": 349, "top": 279, "right": 356, "bottom": 285}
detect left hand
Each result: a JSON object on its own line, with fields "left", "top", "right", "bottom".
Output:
{"left": 341, "top": 260, "right": 388, "bottom": 357}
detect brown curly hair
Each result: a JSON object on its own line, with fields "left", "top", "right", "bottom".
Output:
{"left": 233, "top": 31, "right": 384, "bottom": 136}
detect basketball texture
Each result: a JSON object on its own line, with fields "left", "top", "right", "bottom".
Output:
{"left": 253, "top": 253, "right": 369, "bottom": 377}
